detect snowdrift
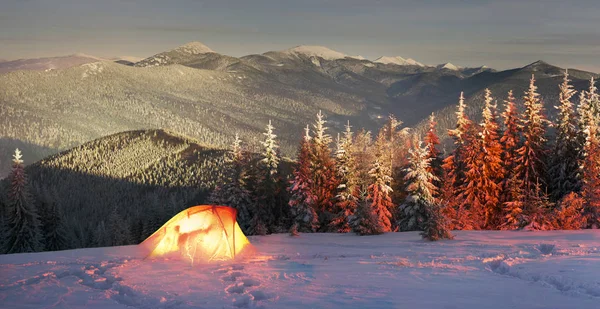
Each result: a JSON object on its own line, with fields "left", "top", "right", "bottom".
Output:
{"left": 140, "top": 205, "right": 253, "bottom": 263}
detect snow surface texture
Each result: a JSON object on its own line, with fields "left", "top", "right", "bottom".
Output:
{"left": 437, "top": 62, "right": 460, "bottom": 71}
{"left": 374, "top": 56, "right": 424, "bottom": 67}
{"left": 1, "top": 231, "right": 599, "bottom": 308}
{"left": 283, "top": 46, "right": 363, "bottom": 61}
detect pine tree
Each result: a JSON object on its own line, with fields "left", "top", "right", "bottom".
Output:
{"left": 366, "top": 132, "right": 395, "bottom": 232}
{"left": 94, "top": 221, "right": 111, "bottom": 247}
{"left": 441, "top": 92, "right": 474, "bottom": 229}
{"left": 39, "top": 192, "right": 68, "bottom": 251}
{"left": 351, "top": 129, "right": 374, "bottom": 193}
{"left": 209, "top": 134, "right": 254, "bottom": 234}
{"left": 351, "top": 190, "right": 384, "bottom": 236}
{"left": 421, "top": 200, "right": 454, "bottom": 241}
{"left": 548, "top": 70, "right": 580, "bottom": 201}
{"left": 460, "top": 89, "right": 504, "bottom": 229}
{"left": 107, "top": 207, "right": 132, "bottom": 246}
{"left": 424, "top": 113, "right": 442, "bottom": 194}
{"left": 580, "top": 121, "right": 600, "bottom": 228}
{"left": 554, "top": 192, "right": 584, "bottom": 230}
{"left": 288, "top": 126, "right": 319, "bottom": 233}
{"left": 399, "top": 139, "right": 438, "bottom": 231}
{"left": 252, "top": 120, "right": 284, "bottom": 234}
{"left": 514, "top": 75, "right": 549, "bottom": 225}
{"left": 310, "top": 111, "right": 338, "bottom": 230}
{"left": 501, "top": 174, "right": 526, "bottom": 230}
{"left": 501, "top": 90, "right": 521, "bottom": 173}
{"left": 586, "top": 77, "right": 599, "bottom": 121}
{"left": 4, "top": 149, "right": 43, "bottom": 253}
{"left": 330, "top": 122, "right": 359, "bottom": 232}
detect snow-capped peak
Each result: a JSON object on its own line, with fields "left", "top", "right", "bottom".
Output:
{"left": 437, "top": 63, "right": 459, "bottom": 71}
{"left": 374, "top": 56, "right": 424, "bottom": 67}
{"left": 174, "top": 42, "right": 214, "bottom": 55}
{"left": 282, "top": 45, "right": 351, "bottom": 60}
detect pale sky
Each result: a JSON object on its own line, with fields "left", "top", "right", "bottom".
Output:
{"left": 1, "top": 0, "right": 599, "bottom": 72}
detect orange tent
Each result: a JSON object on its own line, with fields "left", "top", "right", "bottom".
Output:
{"left": 140, "top": 205, "right": 253, "bottom": 264}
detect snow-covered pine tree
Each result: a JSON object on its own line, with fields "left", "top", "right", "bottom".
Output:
{"left": 252, "top": 120, "right": 284, "bottom": 234}
{"left": 366, "top": 132, "right": 395, "bottom": 232}
{"left": 548, "top": 70, "right": 580, "bottom": 201}
{"left": 310, "top": 111, "right": 339, "bottom": 230}
{"left": 330, "top": 122, "right": 359, "bottom": 232}
{"left": 441, "top": 92, "right": 475, "bottom": 229}
{"left": 580, "top": 119, "right": 600, "bottom": 228}
{"left": 500, "top": 91, "right": 521, "bottom": 192}
{"left": 4, "top": 149, "right": 43, "bottom": 253}
{"left": 288, "top": 126, "right": 319, "bottom": 233}
{"left": 586, "top": 77, "right": 599, "bottom": 121}
{"left": 514, "top": 75, "right": 549, "bottom": 224}
{"left": 460, "top": 89, "right": 505, "bottom": 229}
{"left": 424, "top": 113, "right": 442, "bottom": 189}
{"left": 399, "top": 139, "right": 438, "bottom": 231}
{"left": 500, "top": 90, "right": 521, "bottom": 172}
{"left": 351, "top": 129, "right": 374, "bottom": 193}
{"left": 209, "top": 134, "right": 254, "bottom": 234}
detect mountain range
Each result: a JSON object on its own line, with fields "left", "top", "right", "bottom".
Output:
{"left": 0, "top": 41, "right": 598, "bottom": 177}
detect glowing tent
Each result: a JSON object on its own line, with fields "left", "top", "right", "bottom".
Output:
{"left": 140, "top": 205, "right": 253, "bottom": 264}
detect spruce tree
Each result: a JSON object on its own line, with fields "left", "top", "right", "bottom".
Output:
{"left": 252, "top": 120, "right": 283, "bottom": 234}
{"left": 501, "top": 175, "right": 526, "bottom": 230}
{"left": 514, "top": 75, "right": 549, "bottom": 225}
{"left": 580, "top": 120, "right": 600, "bottom": 228}
{"left": 399, "top": 139, "right": 438, "bottom": 231}
{"left": 39, "top": 192, "right": 68, "bottom": 251}
{"left": 209, "top": 134, "right": 254, "bottom": 234}
{"left": 351, "top": 129, "right": 374, "bottom": 193}
{"left": 288, "top": 126, "right": 319, "bottom": 233}
{"left": 586, "top": 77, "right": 599, "bottom": 121}
{"left": 548, "top": 70, "right": 580, "bottom": 200}
{"left": 500, "top": 90, "right": 524, "bottom": 229}
{"left": 421, "top": 200, "right": 454, "bottom": 241}
{"left": 554, "top": 192, "right": 584, "bottom": 230}
{"left": 351, "top": 190, "right": 384, "bottom": 236}
{"left": 107, "top": 207, "right": 132, "bottom": 246}
{"left": 460, "top": 89, "right": 504, "bottom": 229}
{"left": 310, "top": 111, "right": 338, "bottom": 230}
{"left": 4, "top": 149, "right": 43, "bottom": 253}
{"left": 500, "top": 90, "right": 521, "bottom": 174}
{"left": 94, "top": 221, "right": 109, "bottom": 247}
{"left": 441, "top": 92, "right": 474, "bottom": 229}
{"left": 424, "top": 113, "right": 442, "bottom": 194}
{"left": 330, "top": 122, "right": 359, "bottom": 232}
{"left": 367, "top": 132, "right": 395, "bottom": 232}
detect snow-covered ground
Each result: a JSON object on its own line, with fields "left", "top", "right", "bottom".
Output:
{"left": 1, "top": 231, "right": 599, "bottom": 308}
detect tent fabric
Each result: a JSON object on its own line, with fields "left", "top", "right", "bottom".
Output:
{"left": 140, "top": 205, "right": 253, "bottom": 263}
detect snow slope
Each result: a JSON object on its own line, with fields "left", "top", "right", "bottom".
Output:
{"left": 1, "top": 231, "right": 599, "bottom": 308}
{"left": 437, "top": 62, "right": 460, "bottom": 71}
{"left": 282, "top": 46, "right": 362, "bottom": 60}
{"left": 374, "top": 56, "right": 424, "bottom": 67}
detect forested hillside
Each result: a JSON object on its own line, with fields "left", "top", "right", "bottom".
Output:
{"left": 0, "top": 130, "right": 232, "bottom": 250}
